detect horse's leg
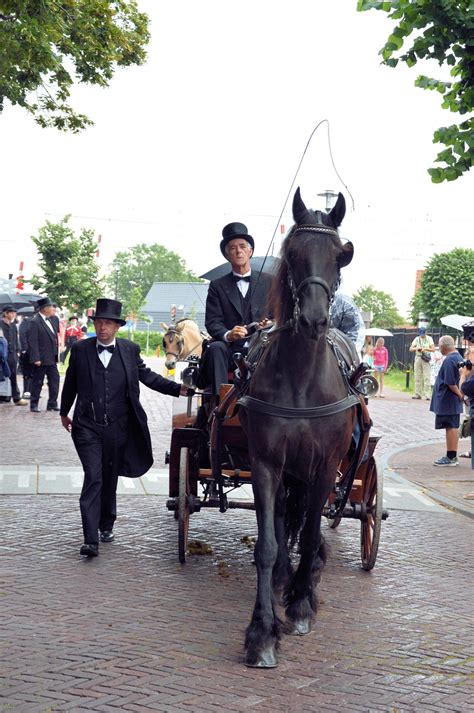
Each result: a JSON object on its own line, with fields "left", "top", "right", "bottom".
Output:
{"left": 284, "top": 476, "right": 329, "bottom": 635}
{"left": 245, "top": 460, "right": 281, "bottom": 668}
{"left": 272, "top": 478, "right": 292, "bottom": 595}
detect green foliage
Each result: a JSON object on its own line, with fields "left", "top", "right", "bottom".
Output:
{"left": 125, "top": 329, "right": 163, "bottom": 353}
{"left": 411, "top": 248, "right": 474, "bottom": 326}
{"left": 29, "top": 215, "right": 103, "bottom": 311}
{"left": 357, "top": 0, "right": 474, "bottom": 182}
{"left": 0, "top": 0, "right": 150, "bottom": 131}
{"left": 352, "top": 284, "right": 405, "bottom": 327}
{"left": 107, "top": 243, "right": 202, "bottom": 319}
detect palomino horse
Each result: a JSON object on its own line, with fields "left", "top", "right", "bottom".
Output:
{"left": 161, "top": 318, "right": 209, "bottom": 370}
{"left": 239, "top": 188, "right": 357, "bottom": 668}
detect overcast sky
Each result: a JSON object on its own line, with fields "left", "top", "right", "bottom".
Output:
{"left": 1, "top": 0, "right": 472, "bottom": 317}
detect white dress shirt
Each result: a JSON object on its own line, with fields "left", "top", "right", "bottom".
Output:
{"left": 97, "top": 340, "right": 116, "bottom": 368}
{"left": 40, "top": 312, "right": 55, "bottom": 333}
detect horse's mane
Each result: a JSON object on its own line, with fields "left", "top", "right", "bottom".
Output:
{"left": 268, "top": 218, "right": 343, "bottom": 326}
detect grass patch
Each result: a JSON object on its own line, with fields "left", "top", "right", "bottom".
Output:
{"left": 384, "top": 367, "right": 413, "bottom": 393}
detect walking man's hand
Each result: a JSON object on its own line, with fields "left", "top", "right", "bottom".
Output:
{"left": 61, "top": 415, "right": 72, "bottom": 432}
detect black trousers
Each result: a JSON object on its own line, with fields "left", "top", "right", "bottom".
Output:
{"left": 30, "top": 364, "right": 60, "bottom": 408}
{"left": 6, "top": 355, "right": 20, "bottom": 401}
{"left": 197, "top": 341, "right": 242, "bottom": 396}
{"left": 72, "top": 414, "right": 128, "bottom": 544}
{"left": 19, "top": 353, "right": 34, "bottom": 394}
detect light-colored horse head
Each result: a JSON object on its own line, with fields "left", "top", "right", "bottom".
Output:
{"left": 161, "top": 318, "right": 208, "bottom": 370}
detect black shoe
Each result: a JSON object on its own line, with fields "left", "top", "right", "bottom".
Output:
{"left": 30, "top": 406, "right": 41, "bottom": 412}
{"left": 47, "top": 406, "right": 60, "bottom": 411}
{"left": 100, "top": 530, "right": 114, "bottom": 543}
{"left": 80, "top": 543, "right": 99, "bottom": 557}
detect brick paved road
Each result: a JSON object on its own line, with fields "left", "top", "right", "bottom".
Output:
{"left": 1, "top": 498, "right": 473, "bottom": 712}
{"left": 1, "top": 362, "right": 474, "bottom": 711}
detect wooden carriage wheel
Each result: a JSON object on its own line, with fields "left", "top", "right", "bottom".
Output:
{"left": 178, "top": 447, "right": 190, "bottom": 564}
{"left": 360, "top": 456, "right": 383, "bottom": 571}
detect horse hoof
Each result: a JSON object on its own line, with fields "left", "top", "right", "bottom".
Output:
{"left": 291, "top": 618, "right": 312, "bottom": 636}
{"left": 245, "top": 646, "right": 278, "bottom": 668}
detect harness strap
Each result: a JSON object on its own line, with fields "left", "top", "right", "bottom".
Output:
{"left": 237, "top": 393, "right": 359, "bottom": 419}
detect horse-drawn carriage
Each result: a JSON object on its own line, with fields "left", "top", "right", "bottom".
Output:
{"left": 164, "top": 189, "right": 389, "bottom": 668}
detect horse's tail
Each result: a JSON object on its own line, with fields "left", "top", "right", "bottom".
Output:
{"left": 284, "top": 473, "right": 308, "bottom": 549}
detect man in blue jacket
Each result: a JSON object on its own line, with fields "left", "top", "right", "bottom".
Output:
{"left": 430, "top": 335, "right": 465, "bottom": 466}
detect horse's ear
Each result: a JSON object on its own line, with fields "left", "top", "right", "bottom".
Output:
{"left": 292, "top": 187, "right": 307, "bottom": 223}
{"left": 338, "top": 241, "right": 354, "bottom": 268}
{"left": 160, "top": 322, "right": 168, "bottom": 330}
{"left": 329, "top": 192, "right": 346, "bottom": 227}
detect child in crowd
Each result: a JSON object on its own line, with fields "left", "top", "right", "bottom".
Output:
{"left": 373, "top": 337, "right": 389, "bottom": 398}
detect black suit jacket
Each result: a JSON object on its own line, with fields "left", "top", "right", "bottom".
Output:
{"left": 60, "top": 337, "right": 181, "bottom": 477}
{"left": 28, "top": 314, "right": 59, "bottom": 364}
{"left": 205, "top": 271, "right": 273, "bottom": 343}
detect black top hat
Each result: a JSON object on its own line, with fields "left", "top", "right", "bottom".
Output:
{"left": 36, "top": 297, "right": 55, "bottom": 310}
{"left": 91, "top": 298, "right": 126, "bottom": 326}
{"left": 220, "top": 222, "right": 254, "bottom": 257}
{"left": 2, "top": 304, "right": 17, "bottom": 313}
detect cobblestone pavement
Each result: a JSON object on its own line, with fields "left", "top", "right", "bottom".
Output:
{"left": 1, "top": 499, "right": 473, "bottom": 712}
{"left": 1, "top": 361, "right": 474, "bottom": 711}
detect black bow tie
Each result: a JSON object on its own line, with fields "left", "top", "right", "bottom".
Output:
{"left": 232, "top": 274, "right": 251, "bottom": 283}
{"left": 98, "top": 344, "right": 114, "bottom": 353}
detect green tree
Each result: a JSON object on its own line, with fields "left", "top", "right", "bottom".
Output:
{"left": 107, "top": 243, "right": 202, "bottom": 318}
{"left": 352, "top": 284, "right": 405, "bottom": 327}
{"left": 29, "top": 215, "right": 103, "bottom": 311}
{"left": 357, "top": 1, "right": 473, "bottom": 182}
{"left": 0, "top": 1, "right": 150, "bottom": 132}
{"left": 410, "top": 248, "right": 474, "bottom": 325}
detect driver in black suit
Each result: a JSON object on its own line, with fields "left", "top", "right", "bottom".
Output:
{"left": 197, "top": 222, "right": 272, "bottom": 397}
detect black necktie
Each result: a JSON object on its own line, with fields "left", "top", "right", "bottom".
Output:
{"left": 232, "top": 274, "right": 251, "bottom": 283}
{"left": 98, "top": 344, "right": 114, "bottom": 353}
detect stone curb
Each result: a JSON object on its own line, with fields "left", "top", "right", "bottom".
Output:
{"left": 382, "top": 439, "right": 474, "bottom": 521}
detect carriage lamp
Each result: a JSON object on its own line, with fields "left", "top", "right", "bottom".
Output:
{"left": 181, "top": 358, "right": 199, "bottom": 417}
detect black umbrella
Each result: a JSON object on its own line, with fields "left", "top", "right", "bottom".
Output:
{"left": 0, "top": 292, "right": 35, "bottom": 310}
{"left": 17, "top": 305, "right": 35, "bottom": 315}
{"left": 200, "top": 255, "right": 280, "bottom": 281}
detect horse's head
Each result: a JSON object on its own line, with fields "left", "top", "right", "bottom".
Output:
{"left": 271, "top": 187, "right": 353, "bottom": 340}
{"left": 162, "top": 323, "right": 184, "bottom": 369}
{"left": 162, "top": 318, "right": 204, "bottom": 369}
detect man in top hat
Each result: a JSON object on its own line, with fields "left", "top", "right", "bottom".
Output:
{"left": 28, "top": 296, "right": 60, "bottom": 412}
{"left": 197, "top": 222, "right": 272, "bottom": 397}
{"left": 0, "top": 304, "right": 28, "bottom": 405}
{"left": 409, "top": 326, "right": 435, "bottom": 400}
{"left": 60, "top": 298, "right": 188, "bottom": 557}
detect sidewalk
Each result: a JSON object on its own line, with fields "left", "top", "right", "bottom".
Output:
{"left": 369, "top": 386, "right": 474, "bottom": 520}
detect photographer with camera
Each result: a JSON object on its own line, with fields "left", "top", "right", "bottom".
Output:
{"left": 430, "top": 335, "right": 465, "bottom": 467}
{"left": 409, "top": 326, "right": 435, "bottom": 400}
{"left": 459, "top": 328, "right": 474, "bottom": 490}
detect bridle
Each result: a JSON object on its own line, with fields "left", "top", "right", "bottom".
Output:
{"left": 163, "top": 322, "right": 204, "bottom": 363}
{"left": 286, "top": 223, "right": 340, "bottom": 332}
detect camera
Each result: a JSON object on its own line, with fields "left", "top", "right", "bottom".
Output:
{"left": 457, "top": 359, "right": 472, "bottom": 370}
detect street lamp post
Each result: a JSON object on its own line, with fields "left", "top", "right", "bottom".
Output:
{"left": 317, "top": 189, "right": 339, "bottom": 213}
{"left": 114, "top": 265, "right": 119, "bottom": 299}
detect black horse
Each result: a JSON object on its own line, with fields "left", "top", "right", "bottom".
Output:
{"left": 239, "top": 187, "right": 356, "bottom": 668}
